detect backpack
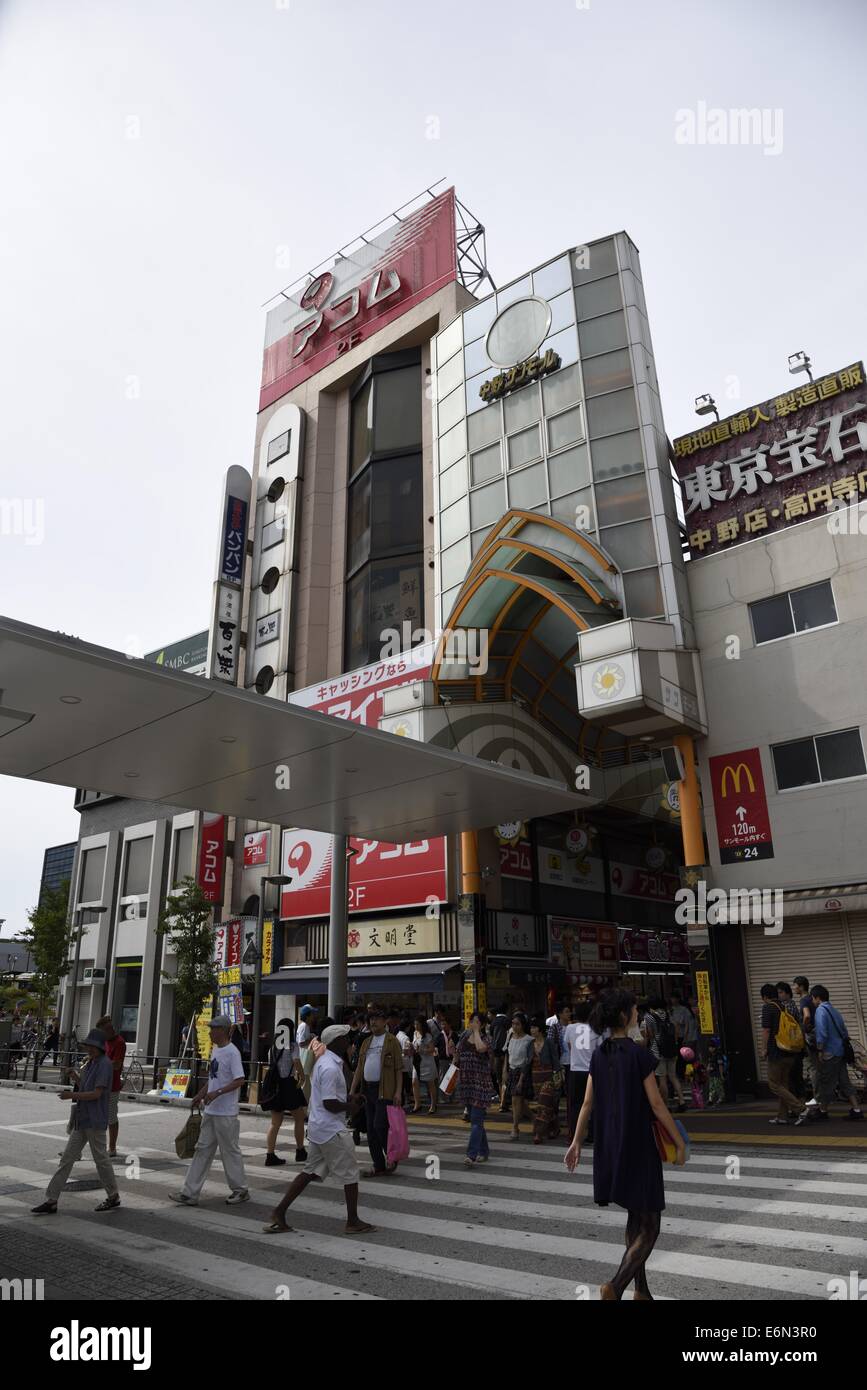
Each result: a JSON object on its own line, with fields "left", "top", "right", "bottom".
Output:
{"left": 774, "top": 1003, "right": 805, "bottom": 1053}
{"left": 654, "top": 1010, "right": 678, "bottom": 1059}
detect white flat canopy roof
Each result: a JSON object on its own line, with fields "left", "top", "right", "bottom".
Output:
{"left": 0, "top": 616, "right": 582, "bottom": 840}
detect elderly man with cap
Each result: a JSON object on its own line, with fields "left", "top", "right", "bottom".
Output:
{"left": 263, "top": 1024, "right": 375, "bottom": 1236}
{"left": 32, "top": 1027, "right": 120, "bottom": 1214}
{"left": 169, "top": 1014, "right": 249, "bottom": 1207}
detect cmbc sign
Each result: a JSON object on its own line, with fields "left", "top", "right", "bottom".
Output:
{"left": 708, "top": 746, "right": 775, "bottom": 864}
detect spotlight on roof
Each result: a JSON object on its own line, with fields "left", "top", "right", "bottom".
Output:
{"left": 788, "top": 350, "right": 813, "bottom": 382}
{"left": 694, "top": 393, "right": 719, "bottom": 422}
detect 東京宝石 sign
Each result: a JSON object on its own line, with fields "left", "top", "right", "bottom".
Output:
{"left": 673, "top": 361, "right": 866, "bottom": 556}
{"left": 708, "top": 746, "right": 775, "bottom": 864}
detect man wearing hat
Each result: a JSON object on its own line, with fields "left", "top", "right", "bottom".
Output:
{"left": 263, "top": 1025, "right": 375, "bottom": 1236}
{"left": 170, "top": 1014, "right": 249, "bottom": 1206}
{"left": 31, "top": 1028, "right": 120, "bottom": 1214}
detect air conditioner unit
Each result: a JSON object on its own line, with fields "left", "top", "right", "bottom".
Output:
{"left": 81, "top": 967, "right": 107, "bottom": 985}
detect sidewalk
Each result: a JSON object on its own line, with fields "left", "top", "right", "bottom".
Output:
{"left": 4, "top": 1077, "right": 865, "bottom": 1149}
{"left": 405, "top": 1097, "right": 867, "bottom": 1149}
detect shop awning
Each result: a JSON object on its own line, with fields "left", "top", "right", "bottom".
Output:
{"left": 262, "top": 958, "right": 461, "bottom": 996}
{"left": 782, "top": 884, "right": 867, "bottom": 916}
{"left": 0, "top": 616, "right": 583, "bottom": 841}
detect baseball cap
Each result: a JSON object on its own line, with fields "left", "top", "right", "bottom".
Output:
{"left": 208, "top": 1014, "right": 232, "bottom": 1030}
{"left": 299, "top": 1004, "right": 316, "bottom": 1018}
{"left": 320, "top": 1024, "right": 350, "bottom": 1045}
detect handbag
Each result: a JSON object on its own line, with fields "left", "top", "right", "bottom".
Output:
{"left": 386, "top": 1104, "right": 410, "bottom": 1164}
{"left": 259, "top": 1059, "right": 281, "bottom": 1111}
{"left": 439, "top": 1062, "right": 459, "bottom": 1095}
{"left": 175, "top": 1110, "right": 202, "bottom": 1159}
{"left": 300, "top": 1045, "right": 316, "bottom": 1076}
{"left": 651, "top": 1116, "right": 689, "bottom": 1163}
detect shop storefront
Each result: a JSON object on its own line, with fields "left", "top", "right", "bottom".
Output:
{"left": 739, "top": 895, "right": 867, "bottom": 1082}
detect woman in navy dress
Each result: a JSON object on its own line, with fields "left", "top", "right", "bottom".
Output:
{"left": 564, "top": 987, "right": 686, "bottom": 1301}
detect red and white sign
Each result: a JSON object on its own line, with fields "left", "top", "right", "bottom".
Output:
{"left": 609, "top": 861, "right": 679, "bottom": 902}
{"left": 281, "top": 829, "right": 446, "bottom": 918}
{"left": 212, "top": 916, "right": 243, "bottom": 970}
{"left": 708, "top": 746, "right": 775, "bottom": 865}
{"left": 499, "top": 839, "right": 532, "bottom": 880}
{"left": 243, "top": 830, "right": 271, "bottom": 868}
{"left": 260, "top": 189, "right": 457, "bottom": 409}
{"left": 197, "top": 812, "right": 226, "bottom": 905}
{"left": 282, "top": 645, "right": 447, "bottom": 917}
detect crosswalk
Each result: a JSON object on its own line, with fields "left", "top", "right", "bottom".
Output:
{"left": 1, "top": 1115, "right": 866, "bottom": 1300}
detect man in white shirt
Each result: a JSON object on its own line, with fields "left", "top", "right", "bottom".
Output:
{"left": 170, "top": 1015, "right": 249, "bottom": 1206}
{"left": 564, "top": 1002, "right": 602, "bottom": 1142}
{"left": 264, "top": 1025, "right": 375, "bottom": 1236}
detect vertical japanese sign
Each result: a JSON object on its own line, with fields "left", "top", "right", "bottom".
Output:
{"left": 695, "top": 970, "right": 715, "bottom": 1034}
{"left": 262, "top": 918, "right": 274, "bottom": 977}
{"left": 197, "top": 812, "right": 227, "bottom": 905}
{"left": 708, "top": 747, "right": 774, "bottom": 864}
{"left": 207, "top": 465, "right": 251, "bottom": 686}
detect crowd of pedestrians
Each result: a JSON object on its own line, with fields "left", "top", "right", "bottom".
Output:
{"left": 25, "top": 980, "right": 865, "bottom": 1300}
{"left": 759, "top": 977, "right": 864, "bottom": 1125}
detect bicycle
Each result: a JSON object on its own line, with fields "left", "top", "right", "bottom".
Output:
{"left": 122, "top": 1054, "right": 146, "bottom": 1094}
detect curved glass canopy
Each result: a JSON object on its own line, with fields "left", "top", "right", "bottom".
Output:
{"left": 433, "top": 510, "right": 629, "bottom": 757}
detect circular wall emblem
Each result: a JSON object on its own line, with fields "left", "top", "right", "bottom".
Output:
{"left": 645, "top": 846, "right": 667, "bottom": 871}
{"left": 566, "top": 827, "right": 588, "bottom": 855}
{"left": 591, "top": 662, "right": 626, "bottom": 700}
{"left": 300, "top": 271, "right": 334, "bottom": 311}
{"left": 485, "top": 296, "right": 552, "bottom": 368}
{"left": 495, "top": 821, "right": 524, "bottom": 845}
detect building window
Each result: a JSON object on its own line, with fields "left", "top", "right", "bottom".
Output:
{"left": 172, "top": 826, "right": 194, "bottom": 888}
{"left": 750, "top": 580, "right": 837, "bottom": 645}
{"left": 79, "top": 845, "right": 106, "bottom": 904}
{"left": 123, "top": 837, "right": 152, "bottom": 898}
{"left": 772, "top": 728, "right": 866, "bottom": 791}
{"left": 345, "top": 351, "right": 424, "bottom": 670}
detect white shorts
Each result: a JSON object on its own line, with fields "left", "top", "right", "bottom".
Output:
{"left": 303, "top": 1130, "right": 359, "bottom": 1186}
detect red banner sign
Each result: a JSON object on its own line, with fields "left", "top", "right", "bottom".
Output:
{"left": 260, "top": 189, "right": 457, "bottom": 409}
{"left": 197, "top": 813, "right": 226, "bottom": 904}
{"left": 708, "top": 746, "right": 775, "bottom": 864}
{"left": 499, "top": 839, "right": 532, "bottom": 880}
{"left": 243, "top": 830, "right": 270, "bottom": 868}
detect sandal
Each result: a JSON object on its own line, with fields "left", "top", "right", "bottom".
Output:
{"left": 94, "top": 1194, "right": 120, "bottom": 1212}
{"left": 262, "top": 1221, "right": 294, "bottom": 1234}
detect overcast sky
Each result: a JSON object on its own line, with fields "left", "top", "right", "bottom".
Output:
{"left": 1, "top": 0, "right": 864, "bottom": 936}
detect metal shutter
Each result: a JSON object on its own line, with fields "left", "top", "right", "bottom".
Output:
{"left": 844, "top": 912, "right": 867, "bottom": 1047}
{"left": 740, "top": 916, "right": 855, "bottom": 1079}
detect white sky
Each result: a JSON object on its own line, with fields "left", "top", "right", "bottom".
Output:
{"left": 1, "top": 0, "right": 865, "bottom": 935}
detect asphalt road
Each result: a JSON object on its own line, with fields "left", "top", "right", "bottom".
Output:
{"left": 1, "top": 1088, "right": 866, "bottom": 1301}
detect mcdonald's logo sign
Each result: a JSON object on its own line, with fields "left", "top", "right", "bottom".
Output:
{"left": 719, "top": 761, "right": 756, "bottom": 798}
{"left": 708, "top": 746, "right": 774, "bottom": 865}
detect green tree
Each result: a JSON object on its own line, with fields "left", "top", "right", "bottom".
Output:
{"left": 20, "top": 878, "right": 74, "bottom": 1023}
{"left": 157, "top": 877, "right": 216, "bottom": 1047}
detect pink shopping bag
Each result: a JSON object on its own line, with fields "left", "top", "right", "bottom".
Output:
{"left": 386, "top": 1103, "right": 410, "bottom": 1164}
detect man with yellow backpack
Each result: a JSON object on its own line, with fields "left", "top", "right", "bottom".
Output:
{"left": 759, "top": 982, "right": 804, "bottom": 1125}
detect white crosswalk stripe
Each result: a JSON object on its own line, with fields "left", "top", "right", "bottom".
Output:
{"left": 3, "top": 1122, "right": 867, "bottom": 1301}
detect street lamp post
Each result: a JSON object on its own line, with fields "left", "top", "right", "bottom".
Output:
{"left": 250, "top": 874, "right": 291, "bottom": 1080}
